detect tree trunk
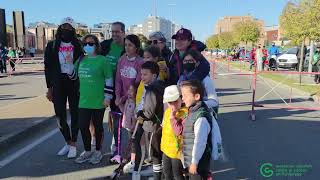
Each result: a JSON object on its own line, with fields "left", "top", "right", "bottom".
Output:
{"left": 299, "top": 39, "right": 306, "bottom": 85}
{"left": 308, "top": 40, "right": 314, "bottom": 74}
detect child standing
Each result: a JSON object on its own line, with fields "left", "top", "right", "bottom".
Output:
{"left": 113, "top": 34, "right": 143, "bottom": 161}
{"left": 180, "top": 80, "right": 213, "bottom": 180}
{"left": 132, "top": 61, "right": 166, "bottom": 180}
{"left": 161, "top": 85, "right": 187, "bottom": 180}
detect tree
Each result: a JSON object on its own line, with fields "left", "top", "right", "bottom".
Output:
{"left": 218, "top": 32, "right": 237, "bottom": 49}
{"left": 280, "top": 0, "right": 320, "bottom": 76}
{"left": 233, "top": 20, "right": 261, "bottom": 46}
{"left": 205, "top": 34, "right": 220, "bottom": 49}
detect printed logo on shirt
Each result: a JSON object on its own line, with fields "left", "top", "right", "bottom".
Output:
{"left": 120, "top": 66, "right": 137, "bottom": 79}
{"left": 59, "top": 46, "right": 74, "bottom": 52}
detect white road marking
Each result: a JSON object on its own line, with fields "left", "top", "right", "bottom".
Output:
{"left": 0, "top": 128, "right": 59, "bottom": 168}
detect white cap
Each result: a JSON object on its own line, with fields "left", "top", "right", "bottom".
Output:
{"left": 60, "top": 17, "right": 76, "bottom": 29}
{"left": 163, "top": 85, "right": 180, "bottom": 103}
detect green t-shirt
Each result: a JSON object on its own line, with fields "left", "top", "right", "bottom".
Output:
{"left": 75, "top": 55, "right": 113, "bottom": 109}
{"left": 106, "top": 42, "right": 123, "bottom": 74}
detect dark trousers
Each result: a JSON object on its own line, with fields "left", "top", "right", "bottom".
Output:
{"left": 0, "top": 58, "right": 7, "bottom": 73}
{"left": 184, "top": 166, "right": 210, "bottom": 180}
{"left": 52, "top": 74, "right": 79, "bottom": 143}
{"left": 187, "top": 173, "right": 209, "bottom": 180}
{"left": 9, "top": 59, "right": 15, "bottom": 71}
{"left": 133, "top": 123, "right": 144, "bottom": 171}
{"left": 313, "top": 65, "right": 320, "bottom": 83}
{"left": 79, "top": 108, "right": 105, "bottom": 151}
{"left": 111, "top": 112, "right": 121, "bottom": 154}
{"left": 151, "top": 124, "right": 163, "bottom": 180}
{"left": 163, "top": 154, "right": 184, "bottom": 180}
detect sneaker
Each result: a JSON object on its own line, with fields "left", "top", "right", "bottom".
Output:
{"left": 67, "top": 145, "right": 77, "bottom": 158}
{"left": 75, "top": 151, "right": 93, "bottom": 164}
{"left": 57, "top": 144, "right": 69, "bottom": 156}
{"left": 89, "top": 151, "right": 103, "bottom": 164}
{"left": 123, "top": 161, "right": 135, "bottom": 174}
{"left": 143, "top": 158, "right": 152, "bottom": 166}
{"left": 132, "top": 171, "right": 141, "bottom": 180}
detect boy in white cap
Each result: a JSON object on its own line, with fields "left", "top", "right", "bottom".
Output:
{"left": 161, "top": 85, "right": 187, "bottom": 180}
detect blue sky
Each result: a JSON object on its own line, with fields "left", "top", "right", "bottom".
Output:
{"left": 1, "top": 0, "right": 288, "bottom": 41}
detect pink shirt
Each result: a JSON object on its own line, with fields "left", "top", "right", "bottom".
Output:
{"left": 115, "top": 55, "right": 143, "bottom": 104}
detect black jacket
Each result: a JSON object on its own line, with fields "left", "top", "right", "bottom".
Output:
{"left": 137, "top": 80, "right": 166, "bottom": 124}
{"left": 168, "top": 40, "right": 210, "bottom": 85}
{"left": 161, "top": 47, "right": 173, "bottom": 65}
{"left": 100, "top": 39, "right": 125, "bottom": 56}
{"left": 44, "top": 39, "right": 83, "bottom": 89}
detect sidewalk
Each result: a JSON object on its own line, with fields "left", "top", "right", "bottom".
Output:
{"left": 0, "top": 95, "right": 55, "bottom": 152}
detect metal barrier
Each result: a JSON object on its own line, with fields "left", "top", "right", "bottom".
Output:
{"left": 7, "top": 57, "right": 44, "bottom": 76}
{"left": 207, "top": 55, "right": 320, "bottom": 121}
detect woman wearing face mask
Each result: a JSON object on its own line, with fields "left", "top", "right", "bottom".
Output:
{"left": 178, "top": 49, "right": 219, "bottom": 116}
{"left": 67, "top": 34, "right": 113, "bottom": 164}
{"left": 44, "top": 17, "right": 83, "bottom": 158}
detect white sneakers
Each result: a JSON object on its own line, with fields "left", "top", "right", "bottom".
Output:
{"left": 57, "top": 144, "right": 77, "bottom": 158}
{"left": 67, "top": 145, "right": 77, "bottom": 158}
{"left": 57, "top": 144, "right": 70, "bottom": 156}
{"left": 123, "top": 161, "right": 135, "bottom": 173}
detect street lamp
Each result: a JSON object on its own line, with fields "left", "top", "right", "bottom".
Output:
{"left": 168, "top": 3, "right": 176, "bottom": 50}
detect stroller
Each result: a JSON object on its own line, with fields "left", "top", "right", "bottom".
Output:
{"left": 268, "top": 55, "right": 277, "bottom": 71}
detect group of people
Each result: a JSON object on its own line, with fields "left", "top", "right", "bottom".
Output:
{"left": 0, "top": 45, "right": 24, "bottom": 73}
{"left": 44, "top": 17, "right": 220, "bottom": 180}
{"left": 247, "top": 43, "right": 279, "bottom": 71}
{"left": 0, "top": 44, "right": 32, "bottom": 74}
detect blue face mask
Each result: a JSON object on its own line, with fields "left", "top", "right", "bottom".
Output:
{"left": 84, "top": 45, "right": 95, "bottom": 55}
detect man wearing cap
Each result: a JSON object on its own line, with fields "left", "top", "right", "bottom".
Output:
{"left": 44, "top": 17, "right": 84, "bottom": 158}
{"left": 168, "top": 28, "right": 210, "bottom": 85}
{"left": 100, "top": 22, "right": 126, "bottom": 158}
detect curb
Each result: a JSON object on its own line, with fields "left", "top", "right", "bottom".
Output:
{"left": 0, "top": 115, "right": 56, "bottom": 153}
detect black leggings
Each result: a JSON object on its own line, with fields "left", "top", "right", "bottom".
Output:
{"left": 163, "top": 154, "right": 184, "bottom": 180}
{"left": 0, "top": 58, "right": 7, "bottom": 73}
{"left": 133, "top": 123, "right": 144, "bottom": 171}
{"left": 52, "top": 75, "right": 79, "bottom": 143}
{"left": 79, "top": 108, "right": 105, "bottom": 151}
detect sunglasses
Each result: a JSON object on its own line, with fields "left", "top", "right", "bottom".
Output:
{"left": 148, "top": 40, "right": 163, "bottom": 45}
{"left": 83, "top": 42, "right": 95, "bottom": 46}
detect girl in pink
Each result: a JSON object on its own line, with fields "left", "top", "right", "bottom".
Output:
{"left": 122, "top": 85, "right": 137, "bottom": 131}
{"left": 115, "top": 34, "right": 143, "bottom": 111}
{"left": 114, "top": 34, "right": 143, "bottom": 163}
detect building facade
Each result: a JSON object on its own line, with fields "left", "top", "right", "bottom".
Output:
{"left": 128, "top": 15, "right": 181, "bottom": 48}
{"left": 12, "top": 11, "right": 26, "bottom": 48}
{"left": 0, "top": 9, "right": 7, "bottom": 46}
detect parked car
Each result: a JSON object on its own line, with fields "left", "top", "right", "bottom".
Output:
{"left": 277, "top": 47, "right": 299, "bottom": 70}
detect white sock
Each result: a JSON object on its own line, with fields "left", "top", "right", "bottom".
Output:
{"left": 91, "top": 137, "right": 96, "bottom": 146}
